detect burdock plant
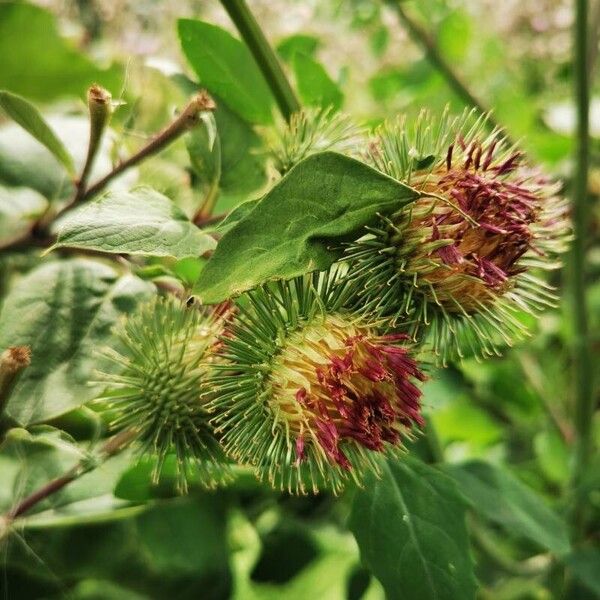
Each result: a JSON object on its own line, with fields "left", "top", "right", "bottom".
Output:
{"left": 207, "top": 270, "right": 426, "bottom": 495}
{"left": 95, "top": 296, "right": 232, "bottom": 492}
{"left": 344, "top": 109, "right": 571, "bottom": 363}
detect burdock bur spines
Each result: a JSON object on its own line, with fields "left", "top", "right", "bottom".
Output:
{"left": 206, "top": 271, "right": 426, "bottom": 495}
{"left": 344, "top": 109, "right": 570, "bottom": 363}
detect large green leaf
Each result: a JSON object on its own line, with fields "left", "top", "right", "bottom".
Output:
{"left": 51, "top": 187, "right": 216, "bottom": 259}
{"left": 0, "top": 90, "right": 75, "bottom": 175}
{"left": 178, "top": 19, "right": 274, "bottom": 125}
{"left": 194, "top": 152, "right": 418, "bottom": 304}
{"left": 292, "top": 53, "right": 343, "bottom": 111}
{"left": 349, "top": 456, "right": 476, "bottom": 600}
{"left": 0, "top": 2, "right": 122, "bottom": 101}
{"left": 444, "top": 460, "right": 571, "bottom": 555}
{"left": 0, "top": 259, "right": 154, "bottom": 425}
{"left": 0, "top": 185, "right": 48, "bottom": 247}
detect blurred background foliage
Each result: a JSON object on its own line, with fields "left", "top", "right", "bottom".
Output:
{"left": 0, "top": 0, "right": 598, "bottom": 598}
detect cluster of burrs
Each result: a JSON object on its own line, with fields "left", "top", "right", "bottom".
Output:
{"left": 97, "top": 109, "right": 569, "bottom": 494}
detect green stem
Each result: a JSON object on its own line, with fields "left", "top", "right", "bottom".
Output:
{"left": 387, "top": 1, "right": 512, "bottom": 144}
{"left": 220, "top": 0, "right": 301, "bottom": 122}
{"left": 569, "top": 0, "right": 594, "bottom": 541}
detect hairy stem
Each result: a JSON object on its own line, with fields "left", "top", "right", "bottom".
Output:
{"left": 220, "top": 0, "right": 300, "bottom": 122}
{"left": 59, "top": 92, "right": 216, "bottom": 215}
{"left": 387, "top": 1, "right": 510, "bottom": 142}
{"left": 569, "top": 0, "right": 594, "bottom": 541}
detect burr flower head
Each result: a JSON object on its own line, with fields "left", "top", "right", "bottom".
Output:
{"left": 346, "top": 109, "right": 570, "bottom": 362}
{"left": 95, "top": 296, "right": 232, "bottom": 493}
{"left": 270, "top": 107, "right": 364, "bottom": 174}
{"left": 208, "top": 272, "right": 425, "bottom": 494}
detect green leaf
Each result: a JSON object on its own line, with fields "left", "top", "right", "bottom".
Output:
{"left": 563, "top": 549, "right": 600, "bottom": 596}
{"left": 186, "top": 112, "right": 221, "bottom": 208}
{"left": 0, "top": 185, "right": 48, "bottom": 247}
{"left": 194, "top": 152, "right": 418, "bottom": 303}
{"left": 173, "top": 76, "right": 267, "bottom": 207}
{"left": 444, "top": 460, "right": 571, "bottom": 555}
{"left": 0, "top": 90, "right": 75, "bottom": 175}
{"left": 292, "top": 53, "right": 343, "bottom": 111}
{"left": 135, "top": 496, "right": 229, "bottom": 577}
{"left": 431, "top": 396, "right": 503, "bottom": 447}
{"left": 277, "top": 34, "right": 320, "bottom": 62}
{"left": 178, "top": 19, "right": 274, "bottom": 125}
{"left": 210, "top": 197, "right": 259, "bottom": 236}
{"left": 0, "top": 2, "right": 122, "bottom": 102}
{"left": 534, "top": 429, "right": 570, "bottom": 486}
{"left": 214, "top": 96, "right": 267, "bottom": 204}
{"left": 70, "top": 580, "right": 147, "bottom": 600}
{"left": 51, "top": 187, "right": 216, "bottom": 259}
{"left": 115, "top": 455, "right": 194, "bottom": 502}
{"left": 0, "top": 259, "right": 154, "bottom": 425}
{"left": 0, "top": 115, "right": 127, "bottom": 201}
{"left": 349, "top": 456, "right": 476, "bottom": 600}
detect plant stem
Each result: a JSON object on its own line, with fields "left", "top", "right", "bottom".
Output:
{"left": 587, "top": 0, "right": 600, "bottom": 77}
{"left": 569, "top": 0, "right": 594, "bottom": 541}
{"left": 220, "top": 0, "right": 301, "bottom": 122}
{"left": 58, "top": 92, "right": 216, "bottom": 215}
{"left": 3, "top": 428, "right": 135, "bottom": 524}
{"left": 386, "top": 1, "right": 510, "bottom": 142}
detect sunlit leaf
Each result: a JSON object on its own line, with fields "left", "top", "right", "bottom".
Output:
{"left": 0, "top": 115, "right": 130, "bottom": 201}
{"left": 178, "top": 19, "right": 274, "bottom": 124}
{"left": 0, "top": 90, "right": 75, "bottom": 174}
{"left": 0, "top": 185, "right": 48, "bottom": 247}
{"left": 293, "top": 53, "right": 343, "bottom": 111}
{"left": 51, "top": 187, "right": 216, "bottom": 259}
